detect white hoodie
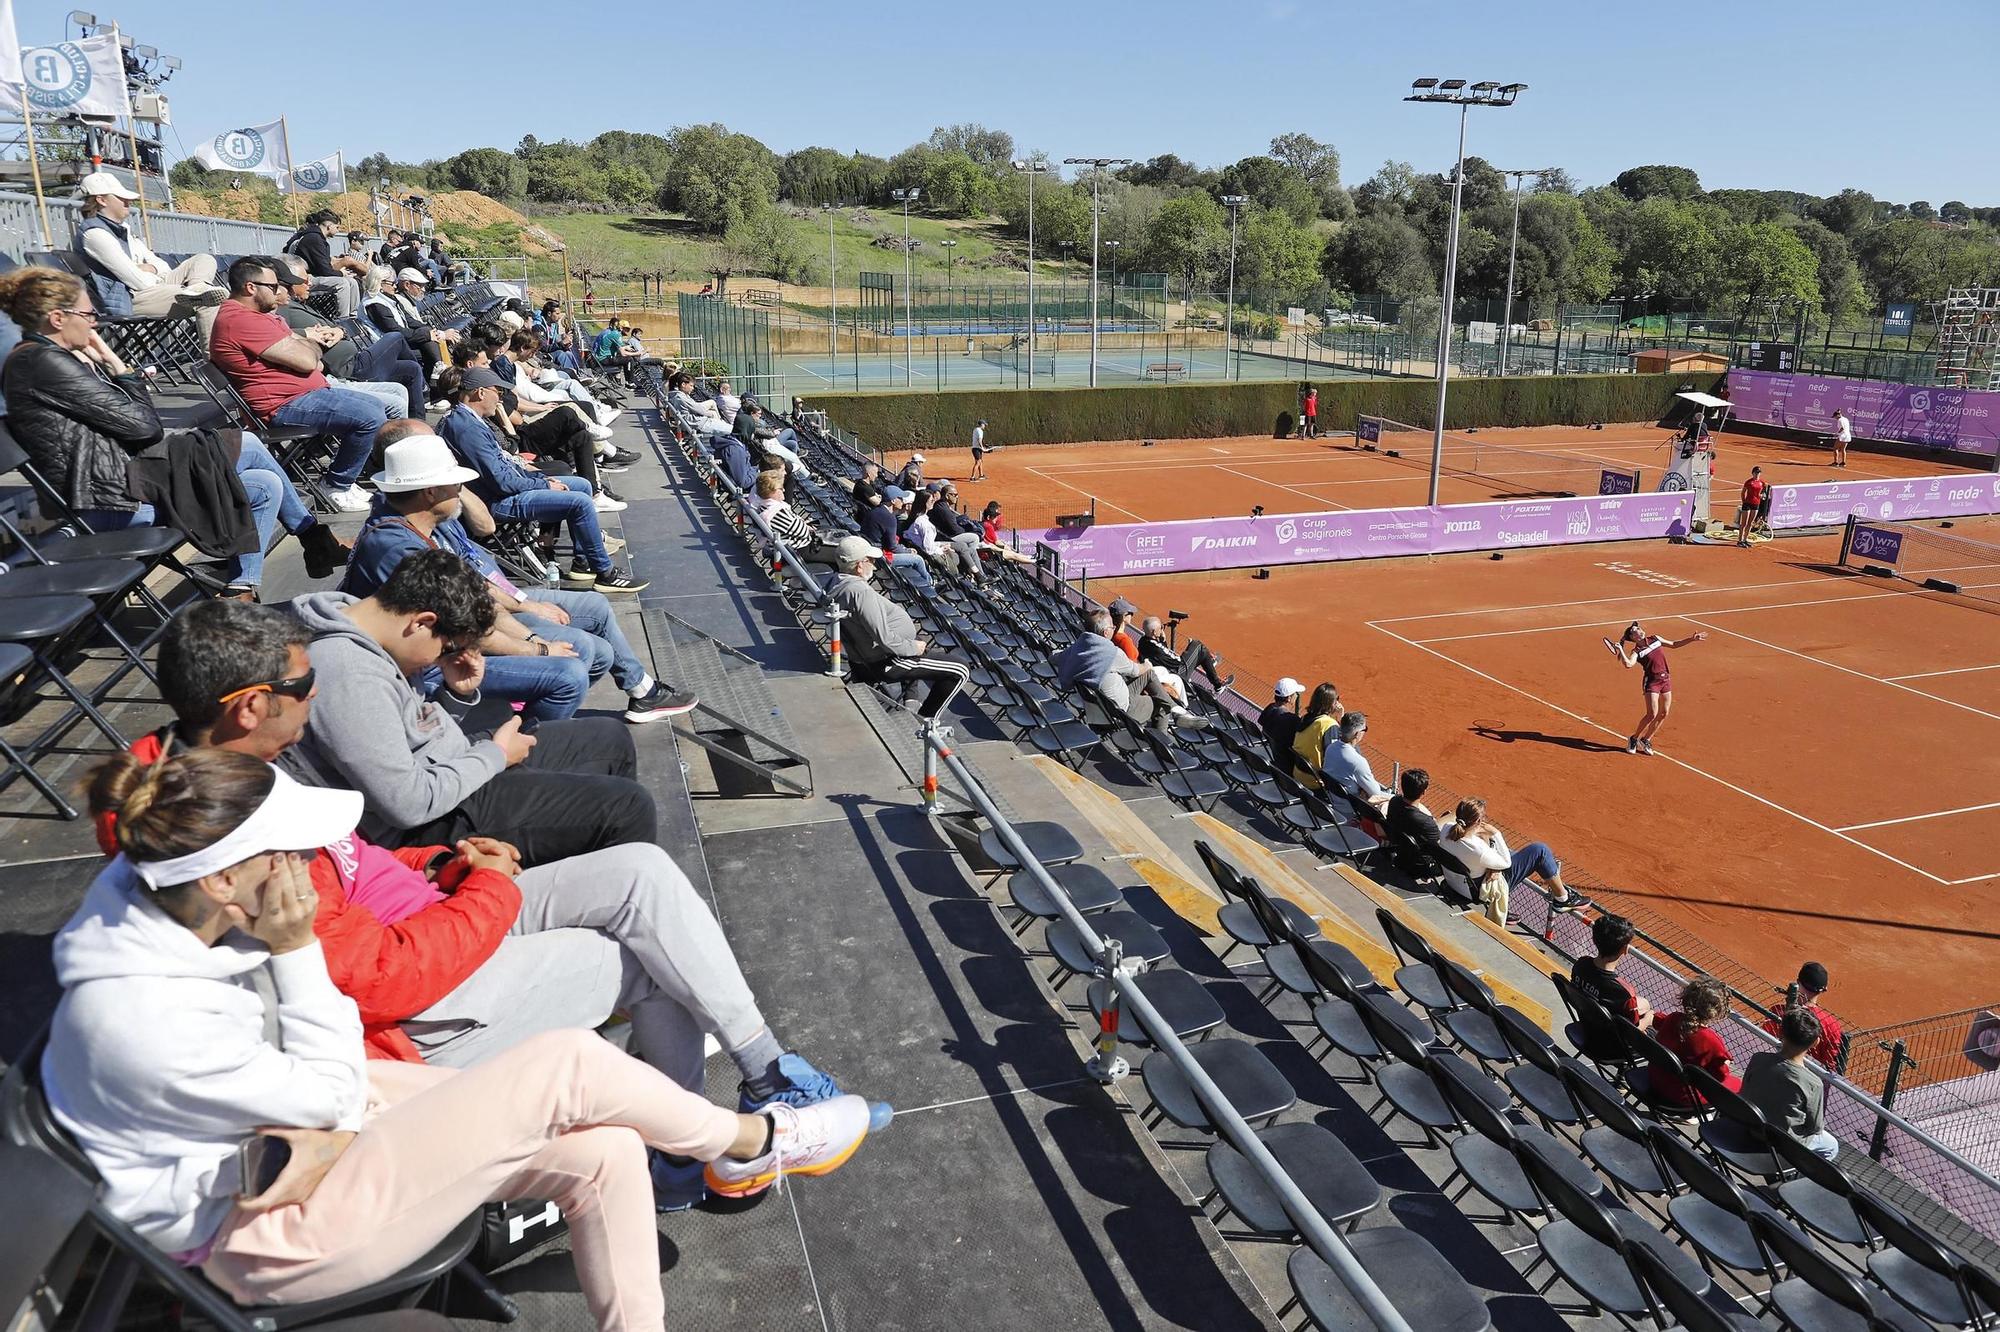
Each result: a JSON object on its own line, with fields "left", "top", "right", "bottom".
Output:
{"left": 41, "top": 858, "right": 368, "bottom": 1252}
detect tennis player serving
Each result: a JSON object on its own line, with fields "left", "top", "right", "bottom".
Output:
{"left": 1604, "top": 622, "right": 1706, "bottom": 755}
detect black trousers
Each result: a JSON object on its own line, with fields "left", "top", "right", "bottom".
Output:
{"left": 384, "top": 716, "right": 656, "bottom": 867}
{"left": 1143, "top": 637, "right": 1226, "bottom": 689}
{"left": 854, "top": 655, "right": 969, "bottom": 720}
{"left": 516, "top": 408, "right": 602, "bottom": 491}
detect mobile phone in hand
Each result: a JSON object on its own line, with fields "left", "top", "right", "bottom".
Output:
{"left": 237, "top": 1134, "right": 292, "bottom": 1199}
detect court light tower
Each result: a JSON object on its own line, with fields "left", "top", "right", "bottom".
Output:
{"left": 1220, "top": 194, "right": 1249, "bottom": 381}
{"left": 939, "top": 238, "right": 958, "bottom": 320}
{"left": 1011, "top": 158, "right": 1051, "bottom": 386}
{"left": 1497, "top": 168, "right": 1558, "bottom": 376}
{"left": 822, "top": 203, "right": 839, "bottom": 384}
{"left": 890, "top": 186, "right": 921, "bottom": 386}
{"left": 1405, "top": 78, "right": 1526, "bottom": 504}
{"left": 1064, "top": 156, "right": 1131, "bottom": 387}
{"left": 1103, "top": 239, "right": 1120, "bottom": 301}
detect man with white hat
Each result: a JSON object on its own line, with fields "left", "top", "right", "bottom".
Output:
{"left": 896, "top": 452, "right": 926, "bottom": 492}
{"left": 72, "top": 170, "right": 225, "bottom": 329}
{"left": 1259, "top": 677, "right": 1307, "bottom": 768}
{"left": 344, "top": 420, "right": 692, "bottom": 724}
{"left": 826, "top": 535, "right": 968, "bottom": 719}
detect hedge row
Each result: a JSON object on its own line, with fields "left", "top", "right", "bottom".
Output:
{"left": 813, "top": 371, "right": 1722, "bottom": 450}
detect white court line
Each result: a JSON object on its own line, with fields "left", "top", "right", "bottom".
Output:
{"left": 1215, "top": 466, "right": 1353, "bottom": 512}
{"left": 1024, "top": 465, "right": 1149, "bottom": 522}
{"left": 1836, "top": 800, "right": 2000, "bottom": 832}
{"left": 789, "top": 362, "right": 832, "bottom": 384}
{"left": 1887, "top": 663, "right": 2000, "bottom": 681}
{"left": 1365, "top": 619, "right": 1955, "bottom": 885}
{"left": 1378, "top": 572, "right": 1903, "bottom": 625}
{"left": 1412, "top": 578, "right": 2000, "bottom": 644}
{"left": 1682, "top": 615, "right": 2000, "bottom": 725}
{"left": 1951, "top": 871, "right": 2000, "bottom": 884}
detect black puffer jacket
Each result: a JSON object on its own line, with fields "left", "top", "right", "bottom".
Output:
{"left": 2, "top": 334, "right": 162, "bottom": 513}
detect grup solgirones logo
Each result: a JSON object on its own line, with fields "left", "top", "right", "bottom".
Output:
{"left": 292, "top": 160, "right": 331, "bottom": 191}
{"left": 21, "top": 44, "right": 92, "bottom": 112}
{"left": 210, "top": 128, "right": 270, "bottom": 170}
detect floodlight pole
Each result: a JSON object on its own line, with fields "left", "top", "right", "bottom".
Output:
{"left": 1065, "top": 157, "right": 1131, "bottom": 387}
{"left": 824, "top": 204, "right": 838, "bottom": 386}
{"left": 1222, "top": 195, "right": 1248, "bottom": 381}
{"left": 1013, "top": 160, "right": 1049, "bottom": 386}
{"left": 891, "top": 187, "right": 921, "bottom": 386}
{"left": 1406, "top": 79, "right": 1525, "bottom": 505}
{"left": 1498, "top": 167, "right": 1556, "bottom": 377}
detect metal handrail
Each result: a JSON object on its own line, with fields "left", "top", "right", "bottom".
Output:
{"left": 924, "top": 734, "right": 1415, "bottom": 1332}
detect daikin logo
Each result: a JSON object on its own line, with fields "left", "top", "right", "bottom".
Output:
{"left": 1190, "top": 535, "right": 1258, "bottom": 552}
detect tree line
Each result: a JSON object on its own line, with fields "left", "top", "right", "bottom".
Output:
{"left": 187, "top": 122, "right": 2000, "bottom": 324}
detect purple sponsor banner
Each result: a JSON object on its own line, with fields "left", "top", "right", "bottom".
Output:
{"left": 1728, "top": 369, "right": 2000, "bottom": 457}
{"left": 1848, "top": 524, "right": 1905, "bottom": 563}
{"left": 1768, "top": 472, "right": 2000, "bottom": 531}
{"left": 1027, "top": 492, "right": 1695, "bottom": 578}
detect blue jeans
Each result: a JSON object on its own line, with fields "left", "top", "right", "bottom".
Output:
{"left": 884, "top": 549, "right": 934, "bottom": 592}
{"left": 270, "top": 385, "right": 390, "bottom": 489}
{"left": 1506, "top": 841, "right": 1560, "bottom": 889}
{"left": 491, "top": 477, "right": 609, "bottom": 574}
{"left": 352, "top": 331, "right": 427, "bottom": 417}
{"left": 520, "top": 586, "right": 648, "bottom": 693}
{"left": 231, "top": 436, "right": 313, "bottom": 587}
{"left": 477, "top": 648, "right": 593, "bottom": 721}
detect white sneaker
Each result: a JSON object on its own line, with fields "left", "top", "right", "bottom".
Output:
{"left": 586, "top": 422, "right": 615, "bottom": 442}
{"left": 427, "top": 399, "right": 450, "bottom": 412}
{"left": 594, "top": 405, "right": 622, "bottom": 427}
{"left": 593, "top": 492, "right": 628, "bottom": 513}
{"left": 705, "top": 1095, "right": 872, "bottom": 1198}
{"left": 326, "top": 484, "right": 374, "bottom": 513}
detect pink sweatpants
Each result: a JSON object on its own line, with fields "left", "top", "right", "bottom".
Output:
{"left": 201, "top": 1029, "right": 741, "bottom": 1331}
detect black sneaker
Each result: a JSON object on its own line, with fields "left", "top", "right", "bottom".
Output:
{"left": 608, "top": 447, "right": 642, "bottom": 466}
{"left": 625, "top": 683, "right": 698, "bottom": 723}
{"left": 596, "top": 569, "right": 651, "bottom": 594}
{"left": 597, "top": 456, "right": 633, "bottom": 474}
{"left": 564, "top": 558, "right": 599, "bottom": 584}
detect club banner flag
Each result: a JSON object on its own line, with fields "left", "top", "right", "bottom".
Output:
{"left": 193, "top": 120, "right": 290, "bottom": 177}
{"left": 280, "top": 151, "right": 345, "bottom": 194}
{"left": 0, "top": 26, "right": 132, "bottom": 119}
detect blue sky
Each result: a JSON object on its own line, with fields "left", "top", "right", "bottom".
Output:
{"left": 65, "top": 0, "right": 2000, "bottom": 203}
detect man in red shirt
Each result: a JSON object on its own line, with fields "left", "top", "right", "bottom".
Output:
{"left": 1107, "top": 597, "right": 1142, "bottom": 661}
{"left": 210, "top": 255, "right": 389, "bottom": 512}
{"left": 1763, "top": 961, "right": 1846, "bottom": 1070}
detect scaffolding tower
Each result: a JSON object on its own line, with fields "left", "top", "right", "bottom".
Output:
{"left": 1932, "top": 286, "right": 2000, "bottom": 389}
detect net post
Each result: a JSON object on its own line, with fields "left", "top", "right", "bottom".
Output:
{"left": 1838, "top": 514, "right": 1858, "bottom": 567}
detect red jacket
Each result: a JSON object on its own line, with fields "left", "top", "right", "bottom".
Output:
{"left": 98, "top": 728, "right": 523, "bottom": 1062}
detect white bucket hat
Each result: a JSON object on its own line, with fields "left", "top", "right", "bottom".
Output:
{"left": 371, "top": 433, "right": 480, "bottom": 493}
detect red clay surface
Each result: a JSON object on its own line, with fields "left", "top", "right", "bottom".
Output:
{"left": 886, "top": 427, "right": 2000, "bottom": 1027}
{"left": 897, "top": 424, "right": 1969, "bottom": 532}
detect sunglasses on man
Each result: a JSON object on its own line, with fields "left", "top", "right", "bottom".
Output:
{"left": 217, "top": 667, "right": 316, "bottom": 706}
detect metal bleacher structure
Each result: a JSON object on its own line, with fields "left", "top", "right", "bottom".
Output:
{"left": 642, "top": 379, "right": 2000, "bottom": 1329}
{"left": 0, "top": 244, "right": 1998, "bottom": 1326}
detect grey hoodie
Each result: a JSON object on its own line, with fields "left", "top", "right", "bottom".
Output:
{"left": 288, "top": 591, "right": 506, "bottom": 840}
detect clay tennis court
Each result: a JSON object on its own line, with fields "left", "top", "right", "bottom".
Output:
{"left": 891, "top": 427, "right": 2000, "bottom": 1026}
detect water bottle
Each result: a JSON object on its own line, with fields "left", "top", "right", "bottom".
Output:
{"left": 542, "top": 557, "right": 560, "bottom": 591}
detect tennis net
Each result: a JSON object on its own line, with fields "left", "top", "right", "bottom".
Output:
{"left": 1355, "top": 414, "right": 1640, "bottom": 499}
{"left": 1839, "top": 517, "right": 2000, "bottom": 610}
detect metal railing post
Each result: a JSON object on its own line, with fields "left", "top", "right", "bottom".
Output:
{"left": 919, "top": 719, "right": 947, "bottom": 816}
{"left": 1087, "top": 937, "right": 1134, "bottom": 1084}
{"left": 1870, "top": 1040, "right": 1915, "bottom": 1160}
{"left": 825, "top": 602, "right": 846, "bottom": 679}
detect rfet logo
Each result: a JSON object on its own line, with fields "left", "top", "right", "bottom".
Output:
{"left": 21, "top": 43, "right": 92, "bottom": 111}
{"left": 292, "top": 160, "right": 331, "bottom": 191}
{"left": 210, "top": 127, "right": 271, "bottom": 170}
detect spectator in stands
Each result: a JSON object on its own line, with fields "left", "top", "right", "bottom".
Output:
{"left": 1744, "top": 1008, "right": 1841, "bottom": 1160}
{"left": 1106, "top": 598, "right": 1142, "bottom": 660}
{"left": 344, "top": 425, "right": 692, "bottom": 723}
{"left": 285, "top": 549, "right": 660, "bottom": 859}
{"left": 1763, "top": 962, "right": 1845, "bottom": 1069}
{"left": 711, "top": 417, "right": 763, "bottom": 492}
{"left": 1571, "top": 913, "right": 1655, "bottom": 1042}
{"left": 668, "top": 370, "right": 732, "bottom": 436}
{"left": 980, "top": 499, "right": 1005, "bottom": 545}
{"left": 1056, "top": 608, "right": 1183, "bottom": 730}
{"left": 929, "top": 482, "right": 1029, "bottom": 578}
{"left": 827, "top": 535, "right": 968, "bottom": 718}
{"left": 1647, "top": 975, "right": 1741, "bottom": 1109}
{"left": 503, "top": 330, "right": 620, "bottom": 425}
{"left": 72, "top": 171, "right": 224, "bottom": 329}
{"left": 534, "top": 299, "right": 583, "bottom": 372}
{"left": 281, "top": 208, "right": 362, "bottom": 316}
{"left": 713, "top": 376, "right": 743, "bottom": 425}
{"left": 1322, "top": 713, "right": 1391, "bottom": 811}
{"left": 269, "top": 254, "right": 423, "bottom": 420}
{"left": 897, "top": 452, "right": 926, "bottom": 492}
{"left": 1136, "top": 615, "right": 1230, "bottom": 692}
{"left": 853, "top": 460, "right": 885, "bottom": 512}
{"left": 0, "top": 266, "right": 349, "bottom": 595}
{"left": 750, "top": 470, "right": 842, "bottom": 566}
{"left": 210, "top": 257, "right": 388, "bottom": 513}
{"left": 438, "top": 366, "right": 645, "bottom": 590}
{"left": 361, "top": 265, "right": 454, "bottom": 387}
{"left": 735, "top": 398, "right": 809, "bottom": 476}
{"left": 859, "top": 485, "right": 935, "bottom": 590}
{"left": 1384, "top": 768, "right": 1448, "bottom": 874}
{"left": 377, "top": 227, "right": 424, "bottom": 274}
{"left": 1436, "top": 794, "right": 1581, "bottom": 915}
{"left": 427, "top": 237, "right": 455, "bottom": 288}
{"left": 1290, "top": 682, "right": 1343, "bottom": 787}
{"left": 452, "top": 337, "right": 621, "bottom": 511}
{"left": 1259, "top": 677, "right": 1306, "bottom": 767}
{"left": 53, "top": 747, "right": 873, "bottom": 1324}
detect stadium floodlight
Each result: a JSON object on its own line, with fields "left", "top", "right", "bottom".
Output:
{"left": 162, "top": 55, "right": 180, "bottom": 70}
{"left": 1403, "top": 77, "right": 1527, "bottom": 504}
{"left": 1497, "top": 167, "right": 1561, "bottom": 375}
{"left": 1062, "top": 157, "right": 1132, "bottom": 386}
{"left": 890, "top": 187, "right": 921, "bottom": 386}
{"left": 134, "top": 43, "right": 156, "bottom": 59}
{"left": 67, "top": 10, "right": 97, "bottom": 30}
{"left": 1221, "top": 195, "right": 1249, "bottom": 381}
{"left": 1012, "top": 159, "right": 1053, "bottom": 386}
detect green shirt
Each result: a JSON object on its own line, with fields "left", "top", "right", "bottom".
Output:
{"left": 1741, "top": 1051, "right": 1824, "bottom": 1140}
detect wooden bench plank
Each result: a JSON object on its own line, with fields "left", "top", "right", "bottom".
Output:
{"left": 1026, "top": 756, "right": 1224, "bottom": 932}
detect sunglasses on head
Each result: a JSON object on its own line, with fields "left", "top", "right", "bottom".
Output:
{"left": 217, "top": 667, "right": 316, "bottom": 706}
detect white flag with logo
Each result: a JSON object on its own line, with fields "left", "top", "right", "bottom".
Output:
{"left": 193, "top": 120, "right": 290, "bottom": 177}
{"left": 0, "top": 26, "right": 131, "bottom": 118}
{"left": 279, "top": 151, "right": 345, "bottom": 194}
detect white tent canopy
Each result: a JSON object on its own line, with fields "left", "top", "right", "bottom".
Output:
{"left": 1675, "top": 391, "right": 1731, "bottom": 409}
